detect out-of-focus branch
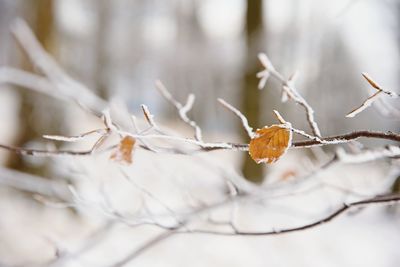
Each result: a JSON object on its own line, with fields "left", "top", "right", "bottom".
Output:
{"left": 177, "top": 193, "right": 400, "bottom": 236}
{"left": 102, "top": 192, "right": 400, "bottom": 266}
{"left": 11, "top": 18, "right": 107, "bottom": 115}
{"left": 336, "top": 146, "right": 400, "bottom": 163}
{"left": 0, "top": 67, "right": 65, "bottom": 100}
{"left": 0, "top": 167, "right": 70, "bottom": 199}
{"left": 111, "top": 230, "right": 178, "bottom": 267}
{"left": 346, "top": 73, "right": 399, "bottom": 118}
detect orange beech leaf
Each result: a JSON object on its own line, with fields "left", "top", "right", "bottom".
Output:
{"left": 249, "top": 125, "right": 292, "bottom": 164}
{"left": 110, "top": 136, "right": 136, "bottom": 164}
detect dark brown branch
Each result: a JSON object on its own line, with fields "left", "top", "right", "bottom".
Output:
{"left": 104, "top": 192, "right": 400, "bottom": 266}
{"left": 180, "top": 193, "right": 400, "bottom": 236}
{"left": 292, "top": 130, "right": 400, "bottom": 147}
{"left": 202, "top": 130, "right": 400, "bottom": 153}
{"left": 0, "top": 130, "right": 398, "bottom": 157}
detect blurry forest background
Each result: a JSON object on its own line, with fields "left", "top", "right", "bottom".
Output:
{"left": 1, "top": 0, "right": 399, "bottom": 180}
{"left": 0, "top": 0, "right": 399, "bottom": 266}
{"left": 0, "top": 0, "right": 400, "bottom": 180}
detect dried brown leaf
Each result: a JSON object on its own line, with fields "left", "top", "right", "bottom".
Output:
{"left": 110, "top": 136, "right": 136, "bottom": 164}
{"left": 249, "top": 125, "right": 292, "bottom": 164}
{"left": 362, "top": 73, "right": 381, "bottom": 90}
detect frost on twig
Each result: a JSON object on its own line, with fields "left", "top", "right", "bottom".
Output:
{"left": 257, "top": 53, "right": 322, "bottom": 137}
{"left": 272, "top": 110, "right": 328, "bottom": 145}
{"left": 43, "top": 129, "right": 107, "bottom": 142}
{"left": 346, "top": 73, "right": 400, "bottom": 118}
{"left": 141, "top": 104, "right": 158, "bottom": 129}
{"left": 272, "top": 110, "right": 287, "bottom": 124}
{"left": 218, "top": 98, "right": 254, "bottom": 138}
{"left": 155, "top": 80, "right": 203, "bottom": 141}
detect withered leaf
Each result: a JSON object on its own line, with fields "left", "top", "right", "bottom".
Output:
{"left": 110, "top": 136, "right": 136, "bottom": 164}
{"left": 249, "top": 125, "right": 292, "bottom": 164}
{"left": 362, "top": 73, "right": 381, "bottom": 90}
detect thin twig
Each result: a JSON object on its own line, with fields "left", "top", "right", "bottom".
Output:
{"left": 141, "top": 104, "right": 158, "bottom": 129}
{"left": 346, "top": 90, "right": 382, "bottom": 118}
{"left": 346, "top": 73, "right": 399, "bottom": 118}
{"left": 218, "top": 98, "right": 254, "bottom": 138}
{"left": 177, "top": 193, "right": 400, "bottom": 236}
{"left": 43, "top": 129, "right": 107, "bottom": 142}
{"left": 257, "top": 53, "right": 322, "bottom": 137}
{"left": 155, "top": 80, "right": 203, "bottom": 141}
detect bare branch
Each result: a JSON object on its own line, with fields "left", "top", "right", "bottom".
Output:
{"left": 11, "top": 18, "right": 107, "bottom": 114}
{"left": 291, "top": 130, "right": 400, "bottom": 148}
{"left": 346, "top": 91, "right": 382, "bottom": 118}
{"left": 346, "top": 73, "right": 400, "bottom": 118}
{"left": 178, "top": 193, "right": 400, "bottom": 236}
{"left": 218, "top": 98, "right": 254, "bottom": 138}
{"left": 0, "top": 167, "right": 70, "bottom": 200}
{"left": 257, "top": 53, "right": 322, "bottom": 137}
{"left": 155, "top": 80, "right": 202, "bottom": 141}
{"left": 0, "top": 67, "right": 66, "bottom": 101}
{"left": 336, "top": 146, "right": 400, "bottom": 163}
{"left": 362, "top": 73, "right": 399, "bottom": 97}
{"left": 272, "top": 110, "right": 287, "bottom": 124}
{"left": 43, "top": 129, "right": 107, "bottom": 142}
{"left": 141, "top": 104, "right": 158, "bottom": 129}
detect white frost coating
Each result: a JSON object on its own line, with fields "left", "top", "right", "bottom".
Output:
{"left": 181, "top": 94, "right": 195, "bottom": 114}
{"left": 155, "top": 81, "right": 203, "bottom": 141}
{"left": 346, "top": 91, "right": 382, "bottom": 118}
{"left": 179, "top": 94, "right": 203, "bottom": 142}
{"left": 272, "top": 110, "right": 286, "bottom": 124}
{"left": 281, "top": 90, "right": 289, "bottom": 102}
{"left": 257, "top": 53, "right": 322, "bottom": 138}
{"left": 257, "top": 70, "right": 270, "bottom": 90}
{"left": 155, "top": 80, "right": 181, "bottom": 108}
{"left": 218, "top": 98, "right": 254, "bottom": 138}
{"left": 288, "top": 126, "right": 343, "bottom": 146}
{"left": 347, "top": 73, "right": 399, "bottom": 118}
{"left": 362, "top": 73, "right": 400, "bottom": 98}
{"left": 141, "top": 104, "right": 158, "bottom": 129}
{"left": 43, "top": 135, "right": 88, "bottom": 142}
{"left": 101, "top": 109, "right": 117, "bottom": 131}
{"left": 336, "top": 146, "right": 400, "bottom": 163}
{"left": 258, "top": 53, "right": 275, "bottom": 71}
{"left": 43, "top": 129, "right": 106, "bottom": 142}
{"left": 117, "top": 130, "right": 238, "bottom": 150}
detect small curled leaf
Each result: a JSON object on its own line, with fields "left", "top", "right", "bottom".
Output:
{"left": 249, "top": 125, "right": 292, "bottom": 164}
{"left": 110, "top": 136, "right": 136, "bottom": 164}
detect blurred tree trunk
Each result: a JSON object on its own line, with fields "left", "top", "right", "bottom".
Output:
{"left": 7, "top": 0, "right": 55, "bottom": 174}
{"left": 241, "top": 0, "right": 264, "bottom": 183}
{"left": 95, "top": 0, "right": 111, "bottom": 100}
